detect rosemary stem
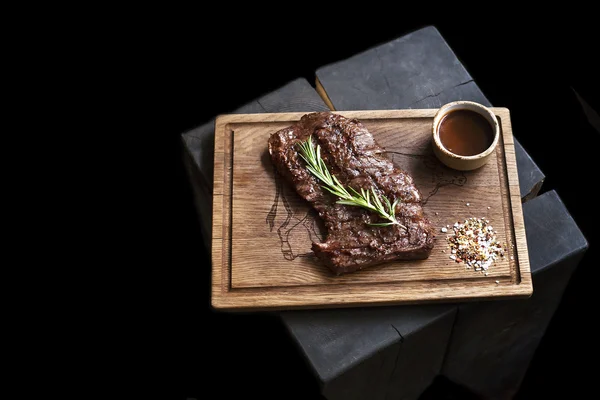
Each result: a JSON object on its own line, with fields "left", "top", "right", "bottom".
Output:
{"left": 297, "top": 136, "right": 407, "bottom": 230}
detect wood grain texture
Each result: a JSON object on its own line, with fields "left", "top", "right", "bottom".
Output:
{"left": 211, "top": 109, "right": 532, "bottom": 310}
{"left": 181, "top": 78, "right": 329, "bottom": 249}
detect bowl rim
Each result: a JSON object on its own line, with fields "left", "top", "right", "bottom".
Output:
{"left": 432, "top": 101, "right": 500, "bottom": 161}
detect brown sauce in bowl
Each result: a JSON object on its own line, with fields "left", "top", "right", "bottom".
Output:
{"left": 438, "top": 110, "right": 495, "bottom": 156}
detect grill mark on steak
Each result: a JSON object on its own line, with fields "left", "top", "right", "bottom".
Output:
{"left": 267, "top": 112, "right": 435, "bottom": 274}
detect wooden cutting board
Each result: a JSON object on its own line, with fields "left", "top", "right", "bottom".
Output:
{"left": 211, "top": 109, "right": 532, "bottom": 311}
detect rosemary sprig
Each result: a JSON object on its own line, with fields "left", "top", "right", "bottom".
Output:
{"left": 297, "top": 136, "right": 407, "bottom": 229}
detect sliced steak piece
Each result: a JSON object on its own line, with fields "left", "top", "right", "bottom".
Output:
{"left": 268, "top": 112, "right": 435, "bottom": 274}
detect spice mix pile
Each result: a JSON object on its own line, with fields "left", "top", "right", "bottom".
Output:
{"left": 447, "top": 217, "right": 504, "bottom": 272}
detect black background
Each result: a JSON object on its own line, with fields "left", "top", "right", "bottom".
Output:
{"left": 130, "top": 10, "right": 599, "bottom": 400}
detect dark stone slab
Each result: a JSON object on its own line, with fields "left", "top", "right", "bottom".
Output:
{"left": 181, "top": 78, "right": 329, "bottom": 248}
{"left": 441, "top": 190, "right": 588, "bottom": 399}
{"left": 180, "top": 26, "right": 553, "bottom": 400}
{"left": 282, "top": 25, "right": 503, "bottom": 400}
{"left": 515, "top": 142, "right": 545, "bottom": 202}
{"left": 316, "top": 25, "right": 544, "bottom": 202}
{"left": 282, "top": 25, "right": 547, "bottom": 400}
{"left": 282, "top": 305, "right": 456, "bottom": 400}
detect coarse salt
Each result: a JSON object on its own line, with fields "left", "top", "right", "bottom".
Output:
{"left": 446, "top": 217, "right": 504, "bottom": 274}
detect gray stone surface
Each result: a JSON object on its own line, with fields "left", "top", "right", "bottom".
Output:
{"left": 286, "top": 25, "right": 547, "bottom": 400}
{"left": 441, "top": 190, "right": 588, "bottom": 399}
{"left": 316, "top": 25, "right": 545, "bottom": 202}
{"left": 285, "top": 25, "right": 480, "bottom": 400}
{"left": 282, "top": 305, "right": 456, "bottom": 400}
{"left": 180, "top": 25, "right": 569, "bottom": 400}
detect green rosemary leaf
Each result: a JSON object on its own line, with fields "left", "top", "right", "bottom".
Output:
{"left": 322, "top": 185, "right": 346, "bottom": 199}
{"left": 296, "top": 136, "right": 407, "bottom": 230}
{"left": 337, "top": 199, "right": 364, "bottom": 206}
{"left": 371, "top": 187, "right": 384, "bottom": 211}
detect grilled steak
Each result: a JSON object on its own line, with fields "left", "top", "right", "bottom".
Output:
{"left": 268, "top": 112, "right": 435, "bottom": 274}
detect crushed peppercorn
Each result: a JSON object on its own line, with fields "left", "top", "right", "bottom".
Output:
{"left": 447, "top": 217, "right": 504, "bottom": 272}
